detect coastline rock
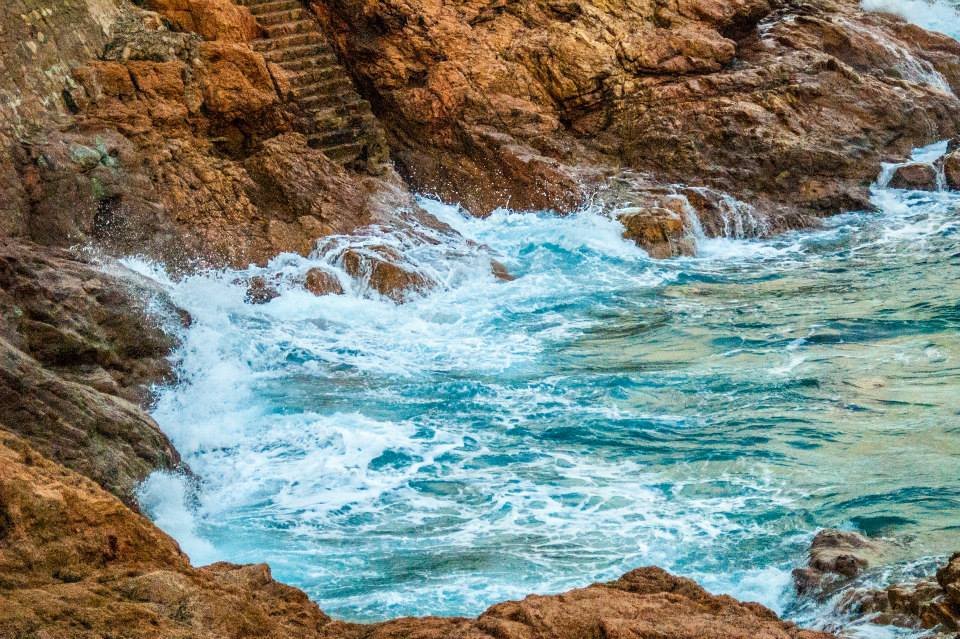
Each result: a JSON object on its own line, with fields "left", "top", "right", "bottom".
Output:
{"left": 316, "top": 0, "right": 960, "bottom": 222}
{"left": 619, "top": 207, "right": 695, "bottom": 259}
{"left": 305, "top": 268, "right": 345, "bottom": 296}
{"left": 0, "top": 431, "right": 837, "bottom": 638}
{"left": 244, "top": 275, "right": 280, "bottom": 304}
{"left": 835, "top": 553, "right": 960, "bottom": 631}
{"left": 793, "top": 529, "right": 887, "bottom": 597}
{"left": 341, "top": 246, "right": 433, "bottom": 302}
{"left": 943, "top": 150, "right": 960, "bottom": 190}
{"left": 0, "top": 239, "right": 182, "bottom": 503}
{"left": 888, "top": 163, "right": 939, "bottom": 190}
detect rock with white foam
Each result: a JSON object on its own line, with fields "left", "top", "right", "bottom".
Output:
{"left": 888, "top": 162, "right": 938, "bottom": 190}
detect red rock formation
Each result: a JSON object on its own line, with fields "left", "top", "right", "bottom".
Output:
{"left": 314, "top": 0, "right": 960, "bottom": 223}
{"left": 0, "top": 430, "right": 837, "bottom": 638}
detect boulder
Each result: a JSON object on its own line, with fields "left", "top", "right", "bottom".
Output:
{"left": 888, "top": 163, "right": 939, "bottom": 190}
{"left": 619, "top": 207, "right": 695, "bottom": 259}
{"left": 304, "top": 268, "right": 344, "bottom": 296}
{"left": 245, "top": 275, "right": 280, "bottom": 304}
{"left": 341, "top": 246, "right": 432, "bottom": 302}
{"left": 145, "top": 0, "right": 259, "bottom": 42}
{"left": 793, "top": 529, "right": 887, "bottom": 597}
{"left": 942, "top": 150, "right": 960, "bottom": 190}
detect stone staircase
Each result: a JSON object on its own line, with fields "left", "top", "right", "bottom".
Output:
{"left": 234, "top": 0, "right": 388, "bottom": 170}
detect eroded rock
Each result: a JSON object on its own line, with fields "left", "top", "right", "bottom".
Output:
{"left": 793, "top": 529, "right": 887, "bottom": 597}
{"left": 835, "top": 553, "right": 960, "bottom": 631}
{"left": 0, "top": 433, "right": 838, "bottom": 638}
{"left": 304, "top": 268, "right": 345, "bottom": 296}
{"left": 0, "top": 239, "right": 182, "bottom": 503}
{"left": 341, "top": 246, "right": 433, "bottom": 302}
{"left": 889, "top": 163, "right": 939, "bottom": 190}
{"left": 943, "top": 150, "right": 960, "bottom": 190}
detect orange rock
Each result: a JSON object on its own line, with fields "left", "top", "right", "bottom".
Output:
{"left": 619, "top": 207, "right": 695, "bottom": 259}
{"left": 889, "top": 163, "right": 938, "bottom": 190}
{"left": 341, "top": 246, "right": 432, "bottom": 302}
{"left": 943, "top": 150, "right": 960, "bottom": 190}
{"left": 197, "top": 42, "right": 278, "bottom": 118}
{"left": 304, "top": 268, "right": 344, "bottom": 296}
{"left": 145, "top": 0, "right": 259, "bottom": 42}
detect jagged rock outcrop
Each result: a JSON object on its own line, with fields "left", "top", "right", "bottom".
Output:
{"left": 0, "top": 239, "right": 182, "bottom": 503}
{"left": 0, "top": 430, "right": 837, "bottom": 638}
{"left": 314, "top": 0, "right": 960, "bottom": 227}
{"left": 834, "top": 553, "right": 960, "bottom": 632}
{"left": 792, "top": 529, "right": 889, "bottom": 597}
{"left": 0, "top": 0, "right": 414, "bottom": 270}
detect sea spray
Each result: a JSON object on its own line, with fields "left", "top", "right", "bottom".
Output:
{"left": 131, "top": 151, "right": 960, "bottom": 630}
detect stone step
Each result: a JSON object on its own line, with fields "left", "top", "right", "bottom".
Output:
{"left": 276, "top": 49, "right": 338, "bottom": 70}
{"left": 317, "top": 141, "right": 366, "bottom": 163}
{"left": 309, "top": 127, "right": 365, "bottom": 148}
{"left": 244, "top": 0, "right": 301, "bottom": 15}
{"left": 286, "top": 65, "right": 342, "bottom": 87}
{"left": 262, "top": 18, "right": 316, "bottom": 38}
{"left": 299, "top": 91, "right": 349, "bottom": 111}
{"left": 293, "top": 76, "right": 354, "bottom": 99}
{"left": 254, "top": 7, "right": 306, "bottom": 26}
{"left": 253, "top": 31, "right": 325, "bottom": 52}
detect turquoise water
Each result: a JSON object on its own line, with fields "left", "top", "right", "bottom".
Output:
{"left": 134, "top": 159, "right": 960, "bottom": 629}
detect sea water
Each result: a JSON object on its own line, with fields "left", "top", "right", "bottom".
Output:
{"left": 131, "top": 169, "right": 960, "bottom": 630}
{"left": 132, "top": 0, "right": 960, "bottom": 629}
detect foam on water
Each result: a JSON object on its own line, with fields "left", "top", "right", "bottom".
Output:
{"left": 131, "top": 147, "right": 960, "bottom": 628}
{"left": 861, "top": 0, "right": 960, "bottom": 40}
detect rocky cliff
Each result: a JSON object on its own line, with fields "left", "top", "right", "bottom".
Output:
{"left": 1, "top": 0, "right": 960, "bottom": 635}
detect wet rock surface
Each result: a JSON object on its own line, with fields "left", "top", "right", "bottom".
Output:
{"left": 834, "top": 553, "right": 960, "bottom": 632}
{"left": 0, "top": 435, "right": 838, "bottom": 638}
{"left": 793, "top": 529, "right": 888, "bottom": 597}
{"left": 316, "top": 0, "right": 960, "bottom": 222}
{"left": 889, "top": 163, "right": 939, "bottom": 190}
{"left": 0, "top": 239, "right": 182, "bottom": 503}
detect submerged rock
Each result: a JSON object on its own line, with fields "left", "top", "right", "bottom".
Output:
{"left": 244, "top": 275, "right": 280, "bottom": 304}
{"left": 889, "top": 163, "right": 939, "bottom": 190}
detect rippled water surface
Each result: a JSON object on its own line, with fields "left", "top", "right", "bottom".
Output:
{"left": 133, "top": 162, "right": 960, "bottom": 627}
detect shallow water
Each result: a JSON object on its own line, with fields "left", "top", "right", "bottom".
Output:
{"left": 132, "top": 1, "right": 960, "bottom": 628}
{"left": 133, "top": 152, "right": 960, "bottom": 628}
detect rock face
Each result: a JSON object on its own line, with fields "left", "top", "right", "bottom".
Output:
{"left": 0, "top": 0, "right": 412, "bottom": 269}
{"left": 0, "top": 432, "right": 837, "bottom": 638}
{"left": 0, "top": 239, "right": 182, "bottom": 503}
{"left": 836, "top": 553, "right": 960, "bottom": 631}
{"left": 315, "top": 0, "right": 960, "bottom": 222}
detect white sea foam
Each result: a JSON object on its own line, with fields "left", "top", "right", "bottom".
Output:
{"left": 130, "top": 175, "right": 960, "bottom": 624}
{"left": 861, "top": 0, "right": 960, "bottom": 40}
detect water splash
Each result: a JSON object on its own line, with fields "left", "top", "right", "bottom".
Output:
{"left": 131, "top": 148, "right": 960, "bottom": 628}
{"left": 861, "top": 0, "right": 960, "bottom": 41}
